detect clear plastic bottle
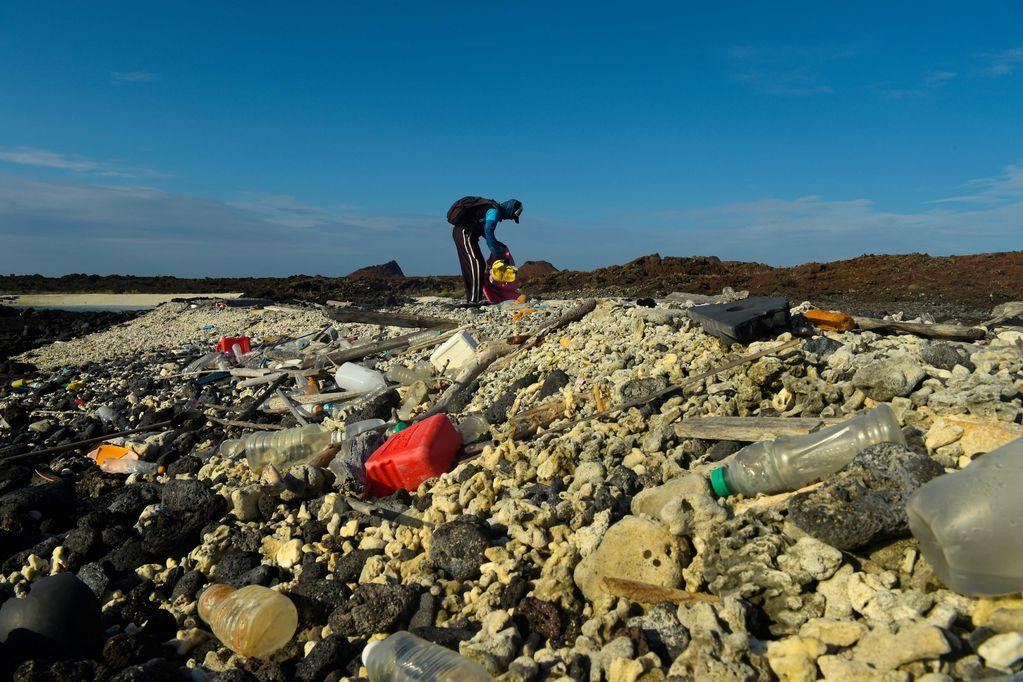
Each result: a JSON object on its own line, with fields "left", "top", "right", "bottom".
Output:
{"left": 243, "top": 424, "right": 344, "bottom": 473}
{"left": 386, "top": 362, "right": 436, "bottom": 386}
{"left": 99, "top": 458, "right": 164, "bottom": 475}
{"left": 907, "top": 436, "right": 1023, "bottom": 596}
{"left": 198, "top": 584, "right": 298, "bottom": 658}
{"left": 397, "top": 381, "right": 429, "bottom": 421}
{"left": 344, "top": 418, "right": 386, "bottom": 439}
{"left": 362, "top": 631, "right": 492, "bottom": 681}
{"left": 710, "top": 404, "right": 905, "bottom": 497}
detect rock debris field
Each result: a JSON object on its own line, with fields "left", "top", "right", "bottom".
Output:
{"left": 1, "top": 294, "right": 1023, "bottom": 680}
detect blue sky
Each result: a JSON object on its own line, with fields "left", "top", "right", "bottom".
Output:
{"left": 1, "top": 1, "right": 1021, "bottom": 277}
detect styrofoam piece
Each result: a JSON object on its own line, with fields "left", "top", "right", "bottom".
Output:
{"left": 429, "top": 330, "right": 478, "bottom": 375}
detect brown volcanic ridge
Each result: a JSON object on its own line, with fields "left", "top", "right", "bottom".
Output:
{"left": 3, "top": 251, "right": 1022, "bottom": 321}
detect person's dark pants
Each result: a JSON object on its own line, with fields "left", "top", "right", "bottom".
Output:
{"left": 452, "top": 225, "right": 486, "bottom": 303}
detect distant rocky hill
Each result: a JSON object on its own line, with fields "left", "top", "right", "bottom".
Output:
{"left": 517, "top": 260, "right": 558, "bottom": 280}
{"left": 346, "top": 260, "right": 405, "bottom": 280}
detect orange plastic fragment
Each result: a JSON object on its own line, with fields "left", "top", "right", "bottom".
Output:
{"left": 803, "top": 309, "right": 856, "bottom": 332}
{"left": 87, "top": 444, "right": 134, "bottom": 464}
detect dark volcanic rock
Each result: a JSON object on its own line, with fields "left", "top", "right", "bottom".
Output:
{"left": 294, "top": 635, "right": 355, "bottom": 682}
{"left": 171, "top": 569, "right": 207, "bottom": 601}
{"left": 537, "top": 370, "right": 570, "bottom": 401}
{"left": 286, "top": 579, "right": 349, "bottom": 626}
{"left": 706, "top": 440, "right": 744, "bottom": 462}
{"left": 328, "top": 583, "right": 419, "bottom": 637}
{"left": 0, "top": 573, "right": 101, "bottom": 662}
{"left": 333, "top": 548, "right": 381, "bottom": 584}
{"left": 409, "top": 625, "right": 480, "bottom": 649}
{"left": 514, "top": 596, "right": 564, "bottom": 642}
{"left": 787, "top": 442, "right": 945, "bottom": 550}
{"left": 345, "top": 388, "right": 401, "bottom": 423}
{"left": 486, "top": 373, "right": 539, "bottom": 424}
{"left": 429, "top": 516, "right": 490, "bottom": 580}
{"left": 214, "top": 551, "right": 261, "bottom": 587}
{"left": 921, "top": 342, "right": 975, "bottom": 372}
{"left": 803, "top": 336, "right": 843, "bottom": 358}
{"left": 160, "top": 479, "right": 214, "bottom": 513}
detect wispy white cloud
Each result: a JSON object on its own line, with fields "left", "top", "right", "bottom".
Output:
{"left": 0, "top": 174, "right": 449, "bottom": 276}
{"left": 110, "top": 70, "right": 158, "bottom": 83}
{"left": 3, "top": 163, "right": 1023, "bottom": 276}
{"left": 930, "top": 164, "right": 1023, "bottom": 205}
{"left": 638, "top": 163, "right": 1023, "bottom": 264}
{"left": 0, "top": 146, "right": 168, "bottom": 179}
{"left": 923, "top": 70, "right": 957, "bottom": 88}
{"left": 0, "top": 147, "right": 100, "bottom": 171}
{"left": 981, "top": 47, "right": 1023, "bottom": 77}
{"left": 874, "top": 69, "right": 958, "bottom": 99}
{"left": 725, "top": 43, "right": 859, "bottom": 96}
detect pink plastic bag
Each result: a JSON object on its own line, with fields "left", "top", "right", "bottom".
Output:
{"left": 482, "top": 246, "right": 522, "bottom": 303}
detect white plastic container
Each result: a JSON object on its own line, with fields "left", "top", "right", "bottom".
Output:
{"left": 907, "top": 436, "right": 1023, "bottom": 596}
{"left": 362, "top": 631, "right": 491, "bottom": 681}
{"left": 430, "top": 331, "right": 478, "bottom": 375}
{"left": 335, "top": 362, "right": 387, "bottom": 393}
{"left": 710, "top": 404, "right": 905, "bottom": 497}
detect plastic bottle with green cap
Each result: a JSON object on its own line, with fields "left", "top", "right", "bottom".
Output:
{"left": 709, "top": 404, "right": 905, "bottom": 498}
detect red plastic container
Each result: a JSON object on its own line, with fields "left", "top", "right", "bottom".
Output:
{"left": 365, "top": 414, "right": 462, "bottom": 496}
{"left": 215, "top": 336, "right": 251, "bottom": 355}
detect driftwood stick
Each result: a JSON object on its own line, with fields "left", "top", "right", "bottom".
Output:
{"left": 852, "top": 316, "right": 985, "bottom": 341}
{"left": 671, "top": 415, "right": 844, "bottom": 441}
{"left": 205, "top": 415, "right": 286, "bottom": 431}
{"left": 326, "top": 329, "right": 451, "bottom": 364}
{"left": 325, "top": 306, "right": 457, "bottom": 330}
{"left": 263, "top": 390, "right": 367, "bottom": 413}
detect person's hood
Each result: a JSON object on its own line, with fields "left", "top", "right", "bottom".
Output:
{"left": 499, "top": 199, "right": 522, "bottom": 223}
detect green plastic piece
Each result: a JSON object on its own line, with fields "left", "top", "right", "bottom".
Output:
{"left": 710, "top": 467, "right": 732, "bottom": 498}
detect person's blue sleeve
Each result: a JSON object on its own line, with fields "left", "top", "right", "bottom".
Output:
{"left": 483, "top": 207, "right": 501, "bottom": 257}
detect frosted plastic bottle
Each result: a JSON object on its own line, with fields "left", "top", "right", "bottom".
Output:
{"left": 457, "top": 413, "right": 490, "bottom": 444}
{"left": 198, "top": 584, "right": 298, "bottom": 658}
{"left": 335, "top": 363, "right": 387, "bottom": 393}
{"left": 710, "top": 404, "right": 905, "bottom": 497}
{"left": 362, "top": 631, "right": 492, "bottom": 681}
{"left": 386, "top": 362, "right": 436, "bottom": 386}
{"left": 243, "top": 424, "right": 345, "bottom": 472}
{"left": 397, "top": 381, "right": 429, "bottom": 421}
{"left": 907, "top": 436, "right": 1023, "bottom": 596}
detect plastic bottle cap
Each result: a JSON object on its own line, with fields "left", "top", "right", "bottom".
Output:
{"left": 709, "top": 467, "right": 732, "bottom": 498}
{"left": 361, "top": 639, "right": 380, "bottom": 666}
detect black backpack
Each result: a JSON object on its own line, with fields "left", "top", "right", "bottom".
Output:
{"left": 446, "top": 196, "right": 498, "bottom": 226}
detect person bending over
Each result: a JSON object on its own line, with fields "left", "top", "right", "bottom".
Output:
{"left": 446, "top": 196, "right": 522, "bottom": 303}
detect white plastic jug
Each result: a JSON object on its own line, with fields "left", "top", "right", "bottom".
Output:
{"left": 335, "top": 362, "right": 387, "bottom": 393}
{"left": 907, "top": 436, "right": 1023, "bottom": 596}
